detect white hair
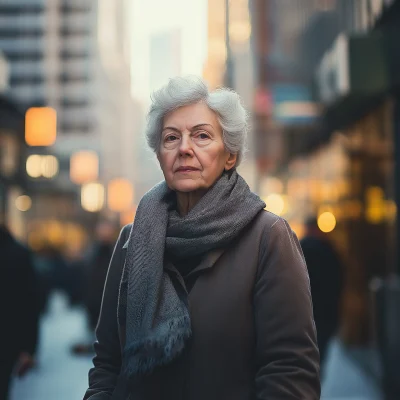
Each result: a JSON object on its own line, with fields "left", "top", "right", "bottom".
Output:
{"left": 145, "top": 76, "right": 248, "bottom": 166}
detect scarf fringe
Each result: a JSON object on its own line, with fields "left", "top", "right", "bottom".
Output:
{"left": 123, "top": 315, "right": 191, "bottom": 378}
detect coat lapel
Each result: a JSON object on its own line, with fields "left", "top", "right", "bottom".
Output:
{"left": 164, "top": 248, "right": 225, "bottom": 283}
{"left": 185, "top": 248, "right": 225, "bottom": 279}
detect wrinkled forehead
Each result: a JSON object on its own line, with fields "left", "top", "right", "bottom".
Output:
{"left": 162, "top": 101, "right": 220, "bottom": 131}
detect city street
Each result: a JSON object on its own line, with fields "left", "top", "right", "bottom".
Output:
{"left": 10, "top": 292, "right": 383, "bottom": 400}
{"left": 10, "top": 293, "right": 93, "bottom": 400}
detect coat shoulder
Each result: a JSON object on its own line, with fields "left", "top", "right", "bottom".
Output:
{"left": 252, "top": 211, "right": 297, "bottom": 250}
{"left": 255, "top": 209, "right": 282, "bottom": 231}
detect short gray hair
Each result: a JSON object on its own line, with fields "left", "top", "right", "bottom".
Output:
{"left": 145, "top": 76, "right": 248, "bottom": 166}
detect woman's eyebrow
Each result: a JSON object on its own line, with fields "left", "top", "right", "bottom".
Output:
{"left": 191, "top": 123, "right": 213, "bottom": 130}
{"left": 162, "top": 126, "right": 181, "bottom": 133}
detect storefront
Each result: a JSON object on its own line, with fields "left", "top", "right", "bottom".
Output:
{"left": 278, "top": 23, "right": 400, "bottom": 344}
{"left": 277, "top": 101, "right": 395, "bottom": 344}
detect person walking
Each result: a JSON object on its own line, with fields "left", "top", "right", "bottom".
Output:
{"left": 72, "top": 221, "right": 117, "bottom": 354}
{"left": 0, "top": 224, "right": 39, "bottom": 399}
{"left": 300, "top": 217, "right": 343, "bottom": 371}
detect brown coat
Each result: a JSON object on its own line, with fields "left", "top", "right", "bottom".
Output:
{"left": 84, "top": 211, "right": 320, "bottom": 400}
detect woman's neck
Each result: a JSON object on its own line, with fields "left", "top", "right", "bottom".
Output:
{"left": 176, "top": 190, "right": 207, "bottom": 216}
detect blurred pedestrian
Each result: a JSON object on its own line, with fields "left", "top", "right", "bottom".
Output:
{"left": 84, "top": 76, "right": 320, "bottom": 399}
{"left": 72, "top": 221, "right": 116, "bottom": 354}
{"left": 33, "top": 245, "right": 56, "bottom": 315}
{"left": 300, "top": 217, "right": 343, "bottom": 370}
{"left": 86, "top": 221, "right": 117, "bottom": 331}
{"left": 0, "top": 224, "right": 39, "bottom": 400}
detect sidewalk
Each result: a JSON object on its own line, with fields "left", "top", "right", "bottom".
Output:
{"left": 10, "top": 292, "right": 383, "bottom": 400}
{"left": 322, "top": 338, "right": 382, "bottom": 399}
{"left": 10, "top": 293, "right": 93, "bottom": 400}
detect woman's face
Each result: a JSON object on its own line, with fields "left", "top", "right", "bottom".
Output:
{"left": 158, "top": 101, "right": 236, "bottom": 193}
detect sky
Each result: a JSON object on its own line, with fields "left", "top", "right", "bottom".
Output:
{"left": 130, "top": 0, "right": 208, "bottom": 103}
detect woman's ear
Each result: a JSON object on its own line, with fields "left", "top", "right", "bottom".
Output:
{"left": 225, "top": 153, "right": 237, "bottom": 171}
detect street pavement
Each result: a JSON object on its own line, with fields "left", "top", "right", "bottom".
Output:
{"left": 10, "top": 293, "right": 93, "bottom": 400}
{"left": 10, "top": 292, "right": 383, "bottom": 400}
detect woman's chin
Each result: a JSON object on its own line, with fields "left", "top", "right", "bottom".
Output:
{"left": 172, "top": 181, "right": 204, "bottom": 193}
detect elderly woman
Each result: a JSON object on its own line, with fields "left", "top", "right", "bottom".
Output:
{"left": 84, "top": 76, "right": 320, "bottom": 400}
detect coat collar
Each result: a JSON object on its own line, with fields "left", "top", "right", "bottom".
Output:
{"left": 165, "top": 248, "right": 225, "bottom": 280}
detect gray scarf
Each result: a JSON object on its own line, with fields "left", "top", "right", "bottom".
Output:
{"left": 118, "top": 169, "right": 265, "bottom": 379}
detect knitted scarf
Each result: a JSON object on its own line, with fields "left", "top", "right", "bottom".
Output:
{"left": 118, "top": 169, "right": 265, "bottom": 379}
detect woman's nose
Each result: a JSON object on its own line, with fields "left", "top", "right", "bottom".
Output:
{"left": 179, "top": 135, "right": 193, "bottom": 157}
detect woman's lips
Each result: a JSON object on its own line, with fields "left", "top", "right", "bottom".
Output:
{"left": 176, "top": 167, "right": 199, "bottom": 172}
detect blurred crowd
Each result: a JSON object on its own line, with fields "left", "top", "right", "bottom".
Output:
{"left": 0, "top": 219, "right": 119, "bottom": 399}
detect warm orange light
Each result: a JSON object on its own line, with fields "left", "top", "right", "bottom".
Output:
{"left": 264, "top": 193, "right": 289, "bottom": 216}
{"left": 70, "top": 151, "right": 99, "bottom": 184}
{"left": 120, "top": 205, "right": 137, "bottom": 226}
{"left": 25, "top": 107, "right": 57, "bottom": 146}
{"left": 365, "top": 186, "right": 385, "bottom": 224}
{"left": 81, "top": 183, "right": 105, "bottom": 212}
{"left": 15, "top": 195, "right": 32, "bottom": 212}
{"left": 318, "top": 212, "right": 336, "bottom": 233}
{"left": 107, "top": 178, "right": 134, "bottom": 212}
{"left": 26, "top": 154, "right": 58, "bottom": 178}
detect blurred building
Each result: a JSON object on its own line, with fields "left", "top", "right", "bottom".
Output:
{"left": 0, "top": 0, "right": 137, "bottom": 253}
{"left": 226, "top": 0, "right": 257, "bottom": 188}
{"left": 94, "top": 0, "right": 138, "bottom": 188}
{"left": 0, "top": 52, "right": 27, "bottom": 239}
{"left": 149, "top": 29, "right": 182, "bottom": 92}
{"left": 203, "top": 0, "right": 226, "bottom": 89}
{"left": 249, "top": 0, "right": 400, "bottom": 348}
{"left": 203, "top": 0, "right": 257, "bottom": 188}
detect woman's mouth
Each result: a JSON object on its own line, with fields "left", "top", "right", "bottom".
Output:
{"left": 176, "top": 167, "right": 199, "bottom": 172}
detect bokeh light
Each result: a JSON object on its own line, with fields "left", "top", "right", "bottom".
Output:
{"left": 25, "top": 106, "right": 57, "bottom": 146}
{"left": 26, "top": 155, "right": 42, "bottom": 178}
{"left": 317, "top": 212, "right": 337, "bottom": 233}
{"left": 15, "top": 195, "right": 32, "bottom": 212}
{"left": 81, "top": 183, "right": 105, "bottom": 213}
{"left": 265, "top": 193, "right": 287, "bottom": 216}
{"left": 41, "top": 155, "right": 59, "bottom": 178}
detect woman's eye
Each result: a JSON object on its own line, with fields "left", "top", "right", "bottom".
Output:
{"left": 197, "top": 132, "right": 210, "bottom": 140}
{"left": 165, "top": 135, "right": 178, "bottom": 142}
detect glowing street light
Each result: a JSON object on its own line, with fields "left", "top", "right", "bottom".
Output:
{"left": 318, "top": 212, "right": 336, "bottom": 233}
{"left": 70, "top": 150, "right": 99, "bottom": 184}
{"left": 264, "top": 193, "right": 289, "bottom": 216}
{"left": 81, "top": 183, "right": 105, "bottom": 212}
{"left": 26, "top": 155, "right": 42, "bottom": 178}
{"left": 25, "top": 107, "right": 57, "bottom": 146}
{"left": 15, "top": 195, "right": 32, "bottom": 212}
{"left": 41, "top": 155, "right": 59, "bottom": 178}
{"left": 107, "top": 178, "right": 134, "bottom": 212}
{"left": 26, "top": 154, "right": 59, "bottom": 179}
{"left": 120, "top": 205, "right": 137, "bottom": 226}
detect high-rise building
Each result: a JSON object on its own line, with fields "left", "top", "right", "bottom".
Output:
{"left": 203, "top": 0, "right": 226, "bottom": 89}
{"left": 94, "top": 0, "right": 137, "bottom": 185}
{"left": 0, "top": 0, "right": 96, "bottom": 195}
{"left": 0, "top": 0, "right": 48, "bottom": 106}
{"left": 149, "top": 29, "right": 182, "bottom": 92}
{"left": 0, "top": 0, "right": 93, "bottom": 133}
{"left": 0, "top": 0, "right": 137, "bottom": 245}
{"left": 0, "top": 0, "right": 137, "bottom": 185}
